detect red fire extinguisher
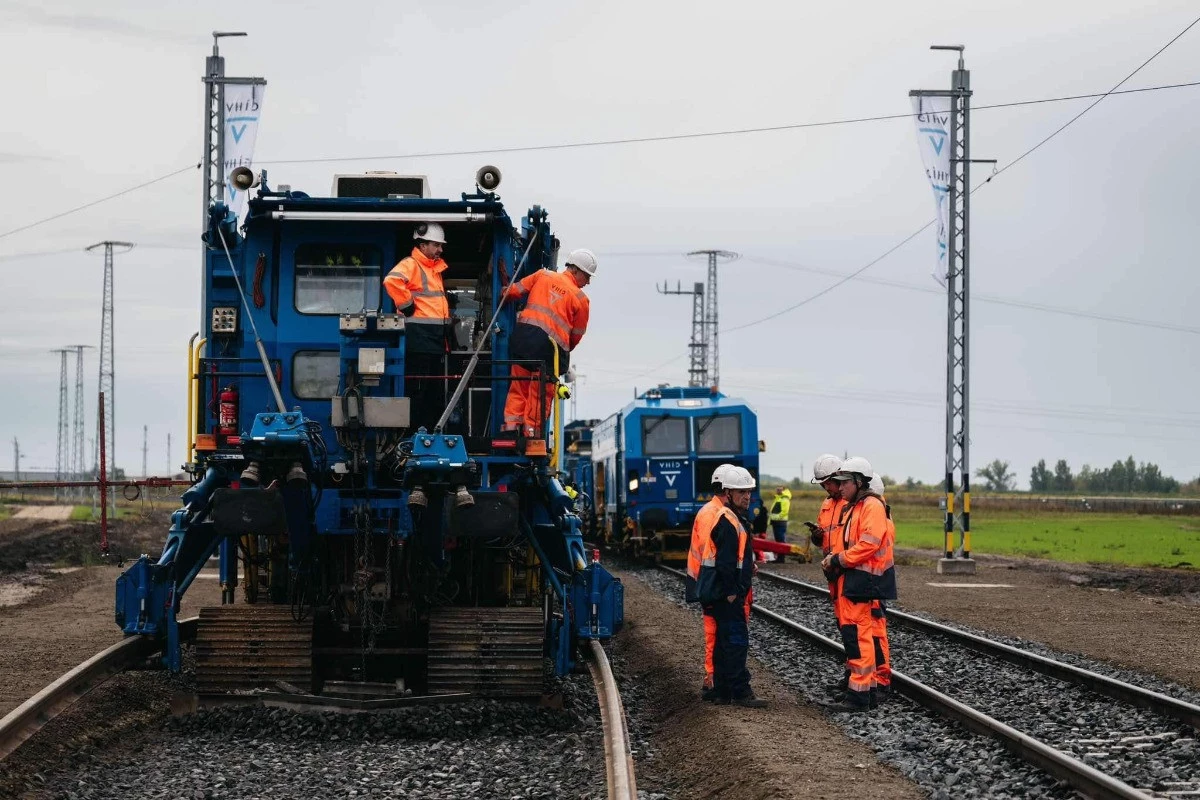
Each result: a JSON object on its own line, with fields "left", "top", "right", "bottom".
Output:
{"left": 217, "top": 385, "right": 239, "bottom": 436}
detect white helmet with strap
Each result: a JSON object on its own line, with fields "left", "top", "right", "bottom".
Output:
{"left": 413, "top": 222, "right": 447, "bottom": 244}
{"left": 835, "top": 456, "right": 873, "bottom": 481}
{"left": 710, "top": 463, "right": 736, "bottom": 487}
{"left": 723, "top": 466, "right": 757, "bottom": 490}
{"left": 869, "top": 473, "right": 885, "bottom": 495}
{"left": 811, "top": 453, "right": 843, "bottom": 482}
{"left": 565, "top": 248, "right": 598, "bottom": 277}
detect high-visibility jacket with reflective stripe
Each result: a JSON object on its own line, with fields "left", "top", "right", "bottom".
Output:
{"left": 817, "top": 496, "right": 846, "bottom": 555}
{"left": 506, "top": 269, "right": 590, "bottom": 352}
{"left": 837, "top": 493, "right": 897, "bottom": 601}
{"left": 383, "top": 248, "right": 450, "bottom": 321}
{"left": 768, "top": 488, "right": 791, "bottom": 523}
{"left": 685, "top": 497, "right": 747, "bottom": 604}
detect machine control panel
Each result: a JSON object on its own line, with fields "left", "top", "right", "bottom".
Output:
{"left": 211, "top": 306, "right": 239, "bottom": 334}
{"left": 358, "top": 347, "right": 387, "bottom": 375}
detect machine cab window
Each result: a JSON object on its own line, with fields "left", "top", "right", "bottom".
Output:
{"left": 294, "top": 243, "right": 382, "bottom": 315}
{"left": 641, "top": 415, "right": 688, "bottom": 456}
{"left": 695, "top": 414, "right": 741, "bottom": 454}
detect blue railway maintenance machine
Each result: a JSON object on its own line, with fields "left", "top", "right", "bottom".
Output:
{"left": 116, "top": 168, "right": 623, "bottom": 698}
{"left": 570, "top": 385, "right": 765, "bottom": 562}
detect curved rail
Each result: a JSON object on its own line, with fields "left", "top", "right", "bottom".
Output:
{"left": 758, "top": 569, "right": 1200, "bottom": 730}
{"left": 0, "top": 619, "right": 198, "bottom": 761}
{"left": 656, "top": 566, "right": 1152, "bottom": 800}
{"left": 584, "top": 639, "right": 638, "bottom": 800}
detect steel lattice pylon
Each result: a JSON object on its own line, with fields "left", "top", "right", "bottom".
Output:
{"left": 914, "top": 47, "right": 992, "bottom": 567}
{"left": 657, "top": 281, "right": 708, "bottom": 386}
{"left": 687, "top": 250, "right": 738, "bottom": 389}
{"left": 53, "top": 350, "right": 70, "bottom": 497}
{"left": 68, "top": 345, "right": 92, "bottom": 496}
{"left": 87, "top": 242, "right": 134, "bottom": 489}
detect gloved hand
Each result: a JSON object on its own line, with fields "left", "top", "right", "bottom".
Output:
{"left": 821, "top": 554, "right": 843, "bottom": 582}
{"left": 804, "top": 521, "right": 822, "bottom": 547}
{"left": 564, "top": 367, "right": 577, "bottom": 383}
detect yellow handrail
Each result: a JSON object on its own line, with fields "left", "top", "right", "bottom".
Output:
{"left": 187, "top": 335, "right": 206, "bottom": 464}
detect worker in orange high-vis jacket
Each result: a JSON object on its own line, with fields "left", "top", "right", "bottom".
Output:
{"left": 384, "top": 222, "right": 452, "bottom": 432}
{"left": 501, "top": 249, "right": 595, "bottom": 438}
{"left": 868, "top": 472, "right": 894, "bottom": 697}
{"left": 689, "top": 463, "right": 734, "bottom": 701}
{"left": 803, "top": 453, "right": 849, "bottom": 693}
{"left": 819, "top": 456, "right": 896, "bottom": 713}
{"left": 686, "top": 466, "right": 767, "bottom": 708}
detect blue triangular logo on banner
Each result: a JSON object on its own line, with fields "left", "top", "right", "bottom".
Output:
{"left": 231, "top": 124, "right": 249, "bottom": 144}
{"left": 929, "top": 134, "right": 945, "bottom": 155}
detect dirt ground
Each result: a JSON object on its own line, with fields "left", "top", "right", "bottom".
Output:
{"left": 611, "top": 573, "right": 924, "bottom": 800}
{"left": 770, "top": 549, "right": 1200, "bottom": 691}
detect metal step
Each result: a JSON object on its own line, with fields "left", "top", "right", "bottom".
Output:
{"left": 426, "top": 607, "right": 545, "bottom": 698}
{"left": 195, "top": 605, "right": 313, "bottom": 694}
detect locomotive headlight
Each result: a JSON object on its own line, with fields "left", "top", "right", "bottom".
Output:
{"left": 628, "top": 472, "right": 639, "bottom": 493}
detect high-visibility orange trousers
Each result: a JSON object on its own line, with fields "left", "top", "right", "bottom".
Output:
{"left": 503, "top": 365, "right": 555, "bottom": 436}
{"left": 872, "top": 600, "right": 891, "bottom": 688}
{"left": 704, "top": 589, "right": 752, "bottom": 689}
{"left": 833, "top": 593, "right": 876, "bottom": 698}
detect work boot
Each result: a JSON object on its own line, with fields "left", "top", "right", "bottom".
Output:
{"left": 407, "top": 486, "right": 428, "bottom": 508}
{"left": 873, "top": 685, "right": 893, "bottom": 705}
{"left": 777, "top": 555, "right": 787, "bottom": 564}
{"left": 819, "top": 696, "right": 871, "bottom": 713}
{"left": 824, "top": 676, "right": 850, "bottom": 695}
{"left": 454, "top": 485, "right": 475, "bottom": 508}
{"left": 731, "top": 694, "right": 768, "bottom": 709}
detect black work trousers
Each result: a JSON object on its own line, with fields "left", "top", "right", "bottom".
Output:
{"left": 405, "top": 351, "right": 445, "bottom": 432}
{"left": 708, "top": 596, "right": 751, "bottom": 700}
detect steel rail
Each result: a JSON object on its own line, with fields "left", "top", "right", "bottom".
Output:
{"left": 757, "top": 569, "right": 1200, "bottom": 730}
{"left": 655, "top": 566, "right": 1153, "bottom": 800}
{"left": 0, "top": 619, "right": 198, "bottom": 761}
{"left": 584, "top": 639, "right": 638, "bottom": 800}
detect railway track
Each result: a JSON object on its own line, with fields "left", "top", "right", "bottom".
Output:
{"left": 657, "top": 564, "right": 1199, "bottom": 800}
{"left": 0, "top": 617, "right": 637, "bottom": 800}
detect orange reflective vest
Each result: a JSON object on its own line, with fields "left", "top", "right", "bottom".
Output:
{"left": 817, "top": 496, "right": 847, "bottom": 555}
{"left": 837, "top": 493, "right": 897, "bottom": 601}
{"left": 685, "top": 497, "right": 747, "bottom": 604}
{"left": 505, "top": 269, "right": 590, "bottom": 352}
{"left": 384, "top": 248, "right": 450, "bottom": 321}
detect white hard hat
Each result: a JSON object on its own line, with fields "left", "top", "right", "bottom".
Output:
{"left": 811, "top": 454, "right": 843, "bottom": 482}
{"left": 835, "top": 456, "right": 873, "bottom": 480}
{"left": 413, "top": 222, "right": 447, "bottom": 244}
{"left": 565, "top": 248, "right": 598, "bottom": 277}
{"left": 723, "top": 466, "right": 757, "bottom": 490}
{"left": 710, "top": 463, "right": 736, "bottom": 486}
{"left": 869, "top": 473, "right": 885, "bottom": 495}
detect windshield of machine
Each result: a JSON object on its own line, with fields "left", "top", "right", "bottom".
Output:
{"left": 642, "top": 415, "right": 688, "bottom": 456}
{"left": 294, "top": 243, "right": 382, "bottom": 315}
{"left": 695, "top": 414, "right": 741, "bottom": 454}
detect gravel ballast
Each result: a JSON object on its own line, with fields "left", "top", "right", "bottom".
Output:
{"left": 34, "top": 675, "right": 607, "bottom": 800}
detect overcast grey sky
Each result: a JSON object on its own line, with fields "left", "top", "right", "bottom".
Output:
{"left": 1, "top": 0, "right": 1198, "bottom": 486}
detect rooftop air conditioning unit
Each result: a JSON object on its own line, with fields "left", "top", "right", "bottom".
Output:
{"left": 332, "top": 171, "right": 429, "bottom": 199}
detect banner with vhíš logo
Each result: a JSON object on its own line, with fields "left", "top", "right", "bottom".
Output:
{"left": 223, "top": 83, "right": 266, "bottom": 216}
{"left": 911, "top": 94, "right": 951, "bottom": 279}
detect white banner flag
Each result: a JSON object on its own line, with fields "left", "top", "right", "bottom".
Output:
{"left": 911, "top": 95, "right": 951, "bottom": 278}
{"left": 223, "top": 82, "right": 266, "bottom": 216}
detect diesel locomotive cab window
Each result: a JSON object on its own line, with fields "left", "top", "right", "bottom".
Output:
{"left": 641, "top": 416, "right": 688, "bottom": 456}
{"left": 292, "top": 351, "right": 341, "bottom": 399}
{"left": 695, "top": 414, "right": 741, "bottom": 454}
{"left": 294, "top": 244, "right": 382, "bottom": 315}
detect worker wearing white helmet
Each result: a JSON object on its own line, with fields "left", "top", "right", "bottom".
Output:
{"left": 501, "top": 248, "right": 596, "bottom": 439}
{"left": 819, "top": 456, "right": 896, "bottom": 712}
{"left": 384, "top": 222, "right": 454, "bottom": 430}
{"left": 693, "top": 463, "right": 735, "bottom": 700}
{"left": 803, "top": 454, "right": 850, "bottom": 692}
{"left": 686, "top": 466, "right": 766, "bottom": 708}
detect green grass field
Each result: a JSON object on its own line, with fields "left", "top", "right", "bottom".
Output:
{"left": 782, "top": 497, "right": 1200, "bottom": 568}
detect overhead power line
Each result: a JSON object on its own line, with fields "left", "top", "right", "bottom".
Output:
{"left": 740, "top": 255, "right": 1200, "bottom": 335}
{"left": 1, "top": 78, "right": 1197, "bottom": 244}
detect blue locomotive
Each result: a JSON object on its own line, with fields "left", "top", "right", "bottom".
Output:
{"left": 115, "top": 168, "right": 622, "bottom": 698}
{"left": 565, "top": 385, "right": 764, "bottom": 561}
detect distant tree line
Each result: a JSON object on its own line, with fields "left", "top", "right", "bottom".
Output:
{"left": 1029, "top": 456, "right": 1180, "bottom": 494}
